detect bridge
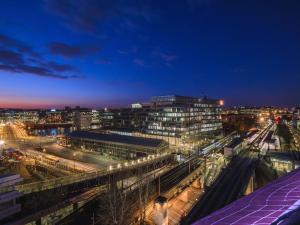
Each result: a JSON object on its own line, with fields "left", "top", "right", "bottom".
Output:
{"left": 0, "top": 153, "right": 174, "bottom": 194}
{"left": 7, "top": 165, "right": 171, "bottom": 225}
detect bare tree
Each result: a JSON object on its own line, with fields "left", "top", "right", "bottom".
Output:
{"left": 137, "top": 165, "right": 151, "bottom": 225}
{"left": 103, "top": 173, "right": 128, "bottom": 225}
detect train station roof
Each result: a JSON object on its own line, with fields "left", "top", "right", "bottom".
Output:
{"left": 193, "top": 168, "right": 300, "bottom": 225}
{"left": 68, "top": 130, "right": 166, "bottom": 148}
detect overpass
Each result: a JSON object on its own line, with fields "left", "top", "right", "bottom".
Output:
{"left": 6, "top": 165, "right": 171, "bottom": 225}
{"left": 0, "top": 153, "right": 174, "bottom": 194}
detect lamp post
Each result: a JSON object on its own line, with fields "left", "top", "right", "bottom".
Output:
{"left": 73, "top": 152, "right": 77, "bottom": 171}
{"left": 0, "top": 140, "right": 4, "bottom": 156}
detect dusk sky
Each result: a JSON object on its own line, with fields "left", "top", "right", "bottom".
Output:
{"left": 0, "top": 0, "right": 300, "bottom": 108}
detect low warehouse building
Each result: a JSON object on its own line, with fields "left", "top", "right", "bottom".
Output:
{"left": 67, "top": 131, "right": 169, "bottom": 159}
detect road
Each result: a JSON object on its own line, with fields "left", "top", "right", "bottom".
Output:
{"left": 42, "top": 143, "right": 118, "bottom": 169}
{"left": 0, "top": 123, "right": 118, "bottom": 170}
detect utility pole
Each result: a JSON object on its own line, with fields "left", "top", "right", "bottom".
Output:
{"left": 204, "top": 156, "right": 207, "bottom": 189}
{"left": 91, "top": 211, "right": 95, "bottom": 225}
{"left": 158, "top": 175, "right": 161, "bottom": 195}
{"left": 73, "top": 152, "right": 76, "bottom": 171}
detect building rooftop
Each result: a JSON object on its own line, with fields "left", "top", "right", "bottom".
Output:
{"left": 268, "top": 151, "right": 300, "bottom": 161}
{"left": 68, "top": 131, "right": 166, "bottom": 148}
{"left": 193, "top": 168, "right": 300, "bottom": 225}
{"left": 150, "top": 95, "right": 221, "bottom": 106}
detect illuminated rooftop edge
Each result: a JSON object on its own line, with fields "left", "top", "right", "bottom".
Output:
{"left": 193, "top": 168, "right": 300, "bottom": 225}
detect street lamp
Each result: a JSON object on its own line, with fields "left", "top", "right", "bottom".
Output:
{"left": 73, "top": 152, "right": 77, "bottom": 171}
{"left": 0, "top": 140, "right": 4, "bottom": 155}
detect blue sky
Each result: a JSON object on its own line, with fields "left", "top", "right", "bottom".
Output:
{"left": 0, "top": 0, "right": 299, "bottom": 108}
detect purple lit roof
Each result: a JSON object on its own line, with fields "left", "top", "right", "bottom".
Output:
{"left": 193, "top": 168, "right": 300, "bottom": 225}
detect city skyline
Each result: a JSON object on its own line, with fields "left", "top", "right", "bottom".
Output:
{"left": 1, "top": 0, "right": 300, "bottom": 108}
{"left": 1, "top": 2, "right": 300, "bottom": 225}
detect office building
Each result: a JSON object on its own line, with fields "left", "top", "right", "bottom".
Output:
{"left": 146, "top": 95, "right": 223, "bottom": 145}
{"left": 73, "top": 109, "right": 92, "bottom": 130}
{"left": 99, "top": 104, "right": 149, "bottom": 131}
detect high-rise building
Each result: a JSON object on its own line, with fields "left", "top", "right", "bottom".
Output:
{"left": 97, "top": 95, "right": 223, "bottom": 146}
{"left": 99, "top": 104, "right": 149, "bottom": 131}
{"left": 146, "top": 95, "right": 223, "bottom": 145}
{"left": 73, "top": 109, "right": 92, "bottom": 130}
{"left": 91, "top": 110, "right": 101, "bottom": 129}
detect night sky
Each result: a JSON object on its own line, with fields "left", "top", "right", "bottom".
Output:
{"left": 0, "top": 0, "right": 300, "bottom": 108}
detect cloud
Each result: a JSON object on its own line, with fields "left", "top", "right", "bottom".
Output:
{"left": 117, "top": 50, "right": 129, "bottom": 55}
{"left": 0, "top": 50, "right": 23, "bottom": 65}
{"left": 96, "top": 58, "right": 112, "bottom": 65}
{"left": 45, "top": 0, "right": 119, "bottom": 32}
{"left": 152, "top": 49, "right": 177, "bottom": 66}
{"left": 45, "top": 0, "right": 160, "bottom": 34}
{"left": 133, "top": 58, "right": 145, "bottom": 66}
{"left": 0, "top": 61, "right": 69, "bottom": 79}
{"left": 159, "top": 53, "right": 177, "bottom": 62}
{"left": 46, "top": 61, "right": 78, "bottom": 72}
{"left": 0, "top": 34, "right": 39, "bottom": 58}
{"left": 48, "top": 42, "right": 100, "bottom": 57}
{"left": 117, "top": 46, "right": 138, "bottom": 55}
{"left": 0, "top": 33, "right": 82, "bottom": 79}
{"left": 122, "top": 4, "right": 160, "bottom": 23}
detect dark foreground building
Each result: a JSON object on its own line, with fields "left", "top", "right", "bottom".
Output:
{"left": 189, "top": 168, "right": 300, "bottom": 225}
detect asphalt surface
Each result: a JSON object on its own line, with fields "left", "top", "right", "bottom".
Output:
{"left": 1, "top": 124, "right": 119, "bottom": 170}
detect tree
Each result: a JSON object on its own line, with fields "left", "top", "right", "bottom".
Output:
{"left": 103, "top": 173, "right": 128, "bottom": 225}
{"left": 137, "top": 166, "right": 151, "bottom": 224}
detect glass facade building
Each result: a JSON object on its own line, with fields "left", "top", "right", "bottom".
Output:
{"left": 146, "top": 95, "right": 223, "bottom": 142}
